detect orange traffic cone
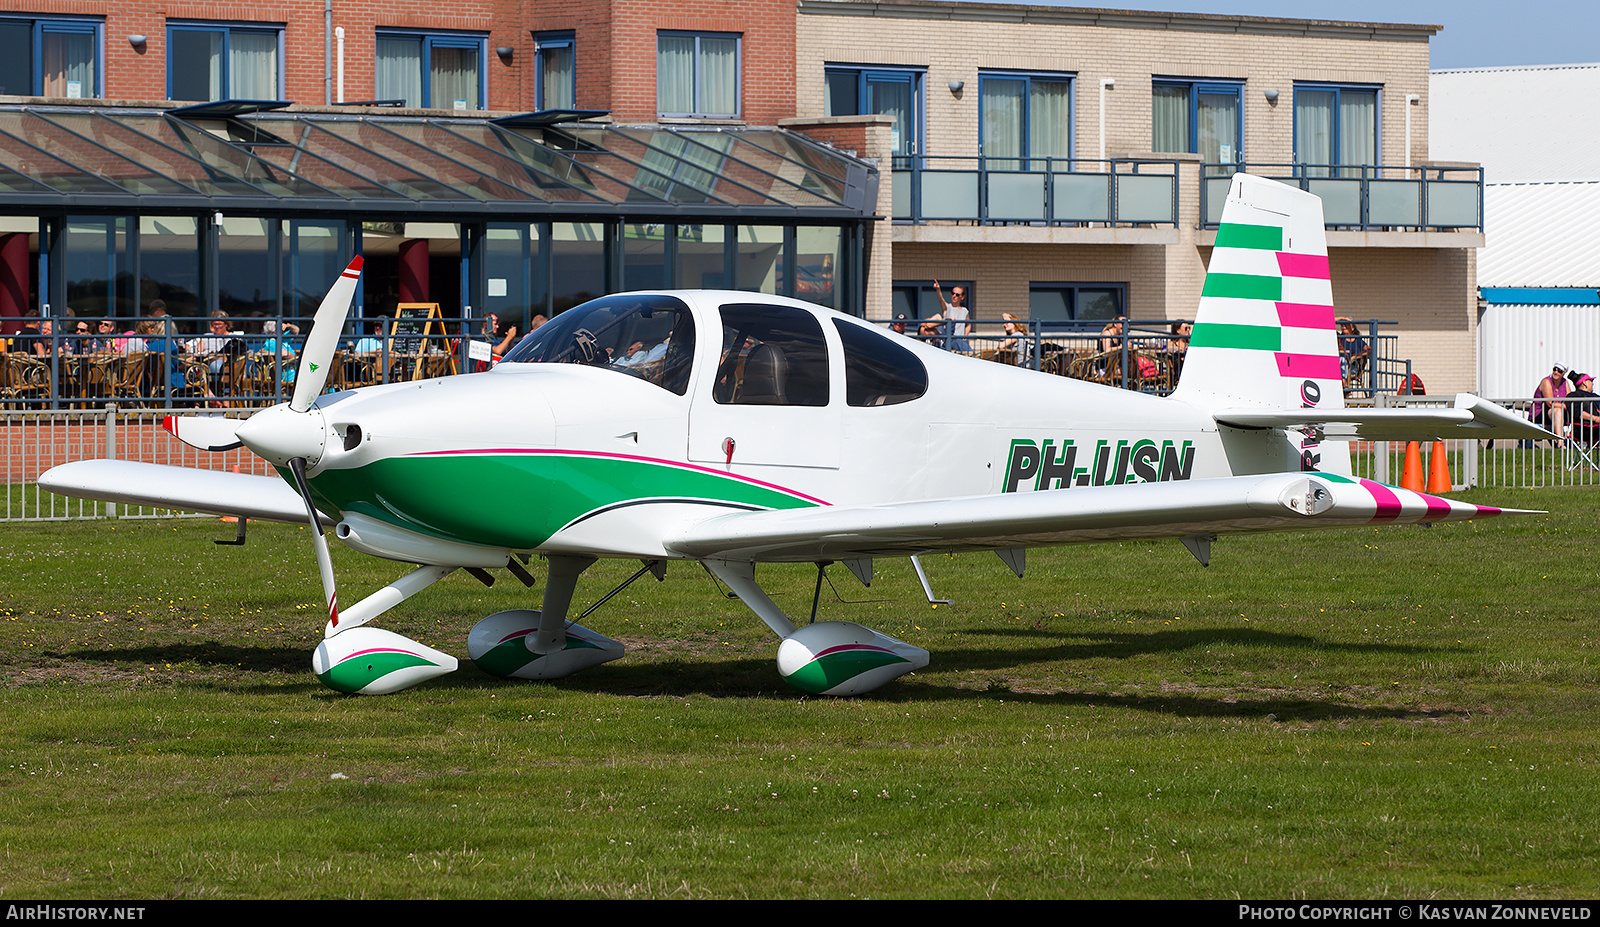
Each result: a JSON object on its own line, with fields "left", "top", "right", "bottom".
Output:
{"left": 1400, "top": 441, "right": 1424, "bottom": 492}
{"left": 1426, "top": 441, "right": 1452, "bottom": 493}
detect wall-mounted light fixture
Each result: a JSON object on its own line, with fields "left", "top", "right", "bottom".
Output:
{"left": 1264, "top": 89, "right": 1279, "bottom": 104}
{"left": 948, "top": 80, "right": 964, "bottom": 94}
{"left": 495, "top": 46, "right": 515, "bottom": 64}
{"left": 128, "top": 34, "right": 147, "bottom": 50}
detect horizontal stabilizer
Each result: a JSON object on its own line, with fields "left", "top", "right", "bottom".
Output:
{"left": 667, "top": 472, "right": 1536, "bottom": 563}
{"left": 1214, "top": 393, "right": 1553, "bottom": 442}
{"left": 38, "top": 460, "right": 320, "bottom": 524}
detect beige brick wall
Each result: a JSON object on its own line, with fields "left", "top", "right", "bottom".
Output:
{"left": 795, "top": 1, "right": 1480, "bottom": 389}
{"left": 1327, "top": 247, "right": 1478, "bottom": 395}
{"left": 796, "top": 1, "right": 1435, "bottom": 168}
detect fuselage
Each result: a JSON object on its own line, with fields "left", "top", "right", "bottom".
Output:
{"left": 296, "top": 291, "right": 1264, "bottom": 560}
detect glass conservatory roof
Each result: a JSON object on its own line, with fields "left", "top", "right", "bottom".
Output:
{"left": 0, "top": 103, "right": 875, "bottom": 220}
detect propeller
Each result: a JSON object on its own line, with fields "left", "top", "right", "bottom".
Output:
{"left": 165, "top": 256, "right": 365, "bottom": 453}
{"left": 164, "top": 257, "right": 365, "bottom": 632}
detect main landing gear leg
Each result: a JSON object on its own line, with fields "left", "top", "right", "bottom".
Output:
{"left": 703, "top": 559, "right": 928, "bottom": 696}
{"left": 467, "top": 555, "right": 624, "bottom": 681}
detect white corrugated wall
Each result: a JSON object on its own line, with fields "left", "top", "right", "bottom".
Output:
{"left": 1478, "top": 303, "right": 1600, "bottom": 398}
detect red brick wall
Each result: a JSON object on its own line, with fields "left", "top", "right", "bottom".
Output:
{"left": 4, "top": 0, "right": 797, "bottom": 119}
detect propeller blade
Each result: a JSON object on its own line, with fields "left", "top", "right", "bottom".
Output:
{"left": 162, "top": 415, "right": 243, "bottom": 452}
{"left": 288, "top": 456, "right": 340, "bottom": 630}
{"left": 291, "top": 256, "right": 365, "bottom": 412}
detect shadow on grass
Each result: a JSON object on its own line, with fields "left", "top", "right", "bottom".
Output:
{"left": 951, "top": 623, "right": 1470, "bottom": 666}
{"left": 45, "top": 625, "right": 1472, "bottom": 723}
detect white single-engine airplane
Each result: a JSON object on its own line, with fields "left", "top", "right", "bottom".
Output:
{"left": 41, "top": 175, "right": 1549, "bottom": 696}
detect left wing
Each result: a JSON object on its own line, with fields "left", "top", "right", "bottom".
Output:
{"left": 1214, "top": 393, "right": 1551, "bottom": 442}
{"left": 666, "top": 472, "right": 1530, "bottom": 562}
{"left": 37, "top": 459, "right": 318, "bottom": 524}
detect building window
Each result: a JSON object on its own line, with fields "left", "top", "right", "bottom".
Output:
{"left": 658, "top": 31, "right": 739, "bottom": 118}
{"left": 168, "top": 23, "right": 281, "bottom": 102}
{"left": 534, "top": 32, "right": 574, "bottom": 110}
{"left": 1028, "top": 283, "right": 1124, "bottom": 323}
{"left": 1153, "top": 80, "right": 1241, "bottom": 174}
{"left": 376, "top": 32, "right": 484, "bottom": 110}
{"left": 1295, "top": 83, "right": 1378, "bottom": 177}
{"left": 826, "top": 67, "right": 920, "bottom": 162}
{"left": 0, "top": 16, "right": 101, "bottom": 98}
{"left": 980, "top": 71, "right": 1072, "bottom": 169}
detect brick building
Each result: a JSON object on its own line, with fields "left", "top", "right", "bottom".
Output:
{"left": 0, "top": 0, "right": 1487, "bottom": 390}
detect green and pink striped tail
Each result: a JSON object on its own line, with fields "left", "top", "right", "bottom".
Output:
{"left": 1173, "top": 173, "right": 1349, "bottom": 474}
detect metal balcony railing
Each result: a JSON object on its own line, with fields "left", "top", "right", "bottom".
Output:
{"left": 891, "top": 157, "right": 1181, "bottom": 226}
{"left": 1200, "top": 163, "right": 1484, "bottom": 232}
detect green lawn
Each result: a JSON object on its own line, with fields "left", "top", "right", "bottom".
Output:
{"left": 2, "top": 488, "right": 1596, "bottom": 898}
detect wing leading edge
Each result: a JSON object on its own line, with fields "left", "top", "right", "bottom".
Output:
{"left": 666, "top": 472, "right": 1532, "bottom": 563}
{"left": 38, "top": 460, "right": 319, "bottom": 524}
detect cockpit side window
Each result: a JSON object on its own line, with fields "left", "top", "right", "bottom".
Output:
{"left": 713, "top": 304, "right": 830, "bottom": 406}
{"left": 499, "top": 294, "right": 695, "bottom": 395}
{"left": 833, "top": 318, "right": 928, "bottom": 406}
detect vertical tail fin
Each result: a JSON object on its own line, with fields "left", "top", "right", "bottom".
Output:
{"left": 1173, "top": 174, "right": 1349, "bottom": 473}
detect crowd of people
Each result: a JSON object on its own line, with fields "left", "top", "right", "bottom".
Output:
{"left": 0, "top": 302, "right": 558, "bottom": 404}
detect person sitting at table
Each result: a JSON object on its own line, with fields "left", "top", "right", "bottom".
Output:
{"left": 142, "top": 317, "right": 187, "bottom": 394}
{"left": 997, "top": 313, "right": 1033, "bottom": 367}
{"left": 1565, "top": 371, "right": 1600, "bottom": 446}
{"left": 30, "top": 319, "right": 57, "bottom": 357}
{"left": 188, "top": 312, "right": 242, "bottom": 369}
{"left": 259, "top": 320, "right": 299, "bottom": 384}
{"left": 88, "top": 318, "right": 118, "bottom": 353}
{"left": 66, "top": 319, "right": 95, "bottom": 355}
{"left": 352, "top": 321, "right": 385, "bottom": 354}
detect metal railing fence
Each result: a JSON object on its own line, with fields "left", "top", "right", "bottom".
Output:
{"left": 2, "top": 316, "right": 472, "bottom": 411}
{"left": 1199, "top": 162, "right": 1484, "bottom": 232}
{"left": 892, "top": 156, "right": 1181, "bottom": 226}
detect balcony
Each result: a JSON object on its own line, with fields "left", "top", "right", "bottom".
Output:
{"left": 892, "top": 157, "right": 1180, "bottom": 227}
{"left": 1199, "top": 163, "right": 1484, "bottom": 233}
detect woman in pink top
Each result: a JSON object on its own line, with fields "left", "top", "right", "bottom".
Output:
{"left": 1532, "top": 363, "right": 1570, "bottom": 439}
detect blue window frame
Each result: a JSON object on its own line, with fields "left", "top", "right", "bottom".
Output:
{"left": 658, "top": 31, "right": 740, "bottom": 118}
{"left": 0, "top": 16, "right": 102, "bottom": 98}
{"left": 1152, "top": 79, "right": 1242, "bottom": 175}
{"left": 376, "top": 31, "right": 485, "bottom": 110}
{"left": 1028, "top": 283, "right": 1124, "bottom": 324}
{"left": 979, "top": 71, "right": 1073, "bottom": 170}
{"left": 168, "top": 22, "right": 282, "bottom": 102}
{"left": 825, "top": 66, "right": 922, "bottom": 162}
{"left": 1294, "top": 83, "right": 1379, "bottom": 177}
{"left": 534, "top": 32, "right": 575, "bottom": 111}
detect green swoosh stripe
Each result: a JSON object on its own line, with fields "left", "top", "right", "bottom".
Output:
{"left": 784, "top": 649, "right": 910, "bottom": 695}
{"left": 318, "top": 650, "right": 437, "bottom": 694}
{"left": 305, "top": 451, "right": 819, "bottom": 549}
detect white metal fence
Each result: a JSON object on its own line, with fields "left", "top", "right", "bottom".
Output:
{"left": 3, "top": 407, "right": 272, "bottom": 521}
{"left": 3, "top": 397, "right": 1594, "bottom": 523}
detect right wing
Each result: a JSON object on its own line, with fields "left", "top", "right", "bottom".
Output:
{"left": 37, "top": 460, "right": 322, "bottom": 524}
{"left": 667, "top": 472, "right": 1533, "bottom": 563}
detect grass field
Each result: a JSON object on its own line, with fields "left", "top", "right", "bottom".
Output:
{"left": 2, "top": 488, "right": 1597, "bottom": 899}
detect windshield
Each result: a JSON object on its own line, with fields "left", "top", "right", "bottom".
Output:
{"left": 500, "top": 294, "right": 696, "bottom": 395}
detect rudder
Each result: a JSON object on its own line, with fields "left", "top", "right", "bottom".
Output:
{"left": 1172, "top": 173, "right": 1349, "bottom": 474}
